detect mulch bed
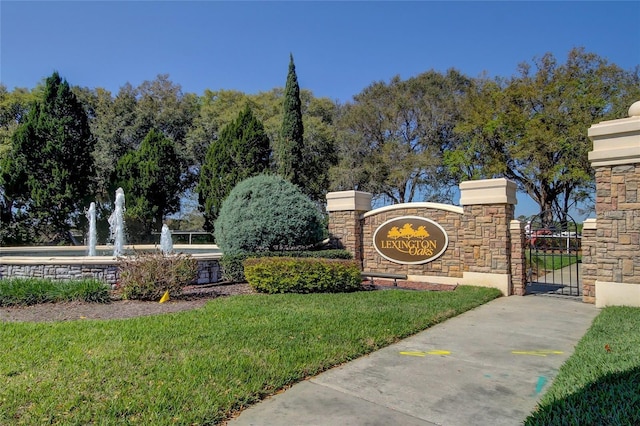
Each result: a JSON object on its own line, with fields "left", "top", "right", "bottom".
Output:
{"left": 0, "top": 280, "right": 457, "bottom": 323}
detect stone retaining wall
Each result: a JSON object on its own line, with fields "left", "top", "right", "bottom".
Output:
{"left": 1, "top": 263, "right": 120, "bottom": 284}
{"left": 328, "top": 178, "right": 519, "bottom": 295}
{"left": 361, "top": 204, "right": 464, "bottom": 278}
{"left": 0, "top": 258, "right": 221, "bottom": 286}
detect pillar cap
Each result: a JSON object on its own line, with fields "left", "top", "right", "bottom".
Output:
{"left": 326, "top": 190, "right": 372, "bottom": 212}
{"left": 588, "top": 101, "right": 640, "bottom": 167}
{"left": 459, "top": 178, "right": 517, "bottom": 206}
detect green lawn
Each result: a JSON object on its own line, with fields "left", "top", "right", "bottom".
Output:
{"left": 527, "top": 251, "right": 581, "bottom": 271}
{"left": 525, "top": 306, "right": 640, "bottom": 425}
{"left": 0, "top": 286, "right": 500, "bottom": 425}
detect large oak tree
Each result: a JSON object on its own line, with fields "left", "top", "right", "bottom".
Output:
{"left": 448, "top": 48, "right": 640, "bottom": 221}
{"left": 331, "top": 69, "right": 470, "bottom": 204}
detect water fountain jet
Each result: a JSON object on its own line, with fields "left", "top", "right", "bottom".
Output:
{"left": 108, "top": 188, "right": 126, "bottom": 257}
{"left": 160, "top": 224, "right": 174, "bottom": 255}
{"left": 86, "top": 202, "right": 97, "bottom": 256}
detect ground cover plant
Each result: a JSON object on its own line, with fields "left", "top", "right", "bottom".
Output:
{"left": 0, "top": 286, "right": 500, "bottom": 424}
{"left": 0, "top": 277, "right": 110, "bottom": 306}
{"left": 525, "top": 306, "right": 640, "bottom": 425}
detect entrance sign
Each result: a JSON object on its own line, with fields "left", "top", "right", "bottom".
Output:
{"left": 373, "top": 216, "right": 448, "bottom": 264}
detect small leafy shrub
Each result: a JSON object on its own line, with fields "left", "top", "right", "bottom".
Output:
{"left": 0, "top": 278, "right": 110, "bottom": 306}
{"left": 220, "top": 253, "right": 250, "bottom": 282}
{"left": 220, "top": 249, "right": 352, "bottom": 282}
{"left": 243, "top": 257, "right": 362, "bottom": 294}
{"left": 214, "top": 175, "right": 325, "bottom": 254}
{"left": 117, "top": 252, "right": 198, "bottom": 301}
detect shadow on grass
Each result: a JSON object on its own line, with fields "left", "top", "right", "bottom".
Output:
{"left": 525, "top": 366, "right": 640, "bottom": 425}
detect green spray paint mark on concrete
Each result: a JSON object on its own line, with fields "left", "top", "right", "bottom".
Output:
{"left": 535, "top": 376, "right": 548, "bottom": 395}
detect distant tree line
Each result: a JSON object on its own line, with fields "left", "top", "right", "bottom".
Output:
{"left": 1, "top": 48, "right": 638, "bottom": 245}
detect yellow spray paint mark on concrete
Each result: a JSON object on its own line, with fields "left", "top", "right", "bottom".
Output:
{"left": 399, "top": 350, "right": 451, "bottom": 357}
{"left": 511, "top": 350, "right": 564, "bottom": 357}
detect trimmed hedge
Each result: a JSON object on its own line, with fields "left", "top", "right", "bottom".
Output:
{"left": 243, "top": 257, "right": 362, "bottom": 294}
{"left": 220, "top": 249, "right": 352, "bottom": 283}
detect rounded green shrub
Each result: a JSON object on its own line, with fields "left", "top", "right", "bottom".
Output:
{"left": 214, "top": 174, "right": 325, "bottom": 254}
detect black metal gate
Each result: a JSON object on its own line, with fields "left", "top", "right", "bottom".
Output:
{"left": 526, "top": 212, "right": 581, "bottom": 297}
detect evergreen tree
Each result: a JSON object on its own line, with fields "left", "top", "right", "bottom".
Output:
{"left": 277, "top": 54, "right": 304, "bottom": 187}
{"left": 116, "top": 128, "right": 182, "bottom": 241}
{"left": 198, "top": 105, "right": 271, "bottom": 231}
{"left": 0, "top": 72, "right": 94, "bottom": 244}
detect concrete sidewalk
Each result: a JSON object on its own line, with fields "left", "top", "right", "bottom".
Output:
{"left": 228, "top": 295, "right": 598, "bottom": 426}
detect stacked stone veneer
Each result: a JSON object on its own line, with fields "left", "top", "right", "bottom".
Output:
{"left": 327, "top": 178, "right": 522, "bottom": 295}
{"left": 2, "top": 263, "right": 120, "bottom": 284}
{"left": 594, "top": 164, "right": 640, "bottom": 284}
{"left": 361, "top": 204, "right": 463, "bottom": 279}
{"left": 326, "top": 191, "right": 372, "bottom": 264}
{"left": 461, "top": 204, "right": 515, "bottom": 275}
{"left": 581, "top": 219, "right": 597, "bottom": 303}
{"left": 587, "top": 101, "right": 640, "bottom": 307}
{"left": 509, "top": 220, "right": 527, "bottom": 296}
{"left": 1, "top": 258, "right": 221, "bottom": 285}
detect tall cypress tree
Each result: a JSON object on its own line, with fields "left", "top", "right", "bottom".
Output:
{"left": 278, "top": 53, "right": 304, "bottom": 187}
{"left": 0, "top": 72, "right": 94, "bottom": 243}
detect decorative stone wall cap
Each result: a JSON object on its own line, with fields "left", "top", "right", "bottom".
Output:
{"left": 509, "top": 219, "right": 524, "bottom": 231}
{"left": 588, "top": 115, "right": 640, "bottom": 167}
{"left": 582, "top": 218, "right": 597, "bottom": 230}
{"left": 363, "top": 202, "right": 463, "bottom": 218}
{"left": 326, "top": 190, "right": 372, "bottom": 212}
{"left": 588, "top": 116, "right": 640, "bottom": 138}
{"left": 459, "top": 178, "right": 517, "bottom": 206}
{"left": 628, "top": 100, "right": 640, "bottom": 117}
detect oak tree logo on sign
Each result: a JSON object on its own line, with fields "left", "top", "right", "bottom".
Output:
{"left": 373, "top": 216, "right": 448, "bottom": 264}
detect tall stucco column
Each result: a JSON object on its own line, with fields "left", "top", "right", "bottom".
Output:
{"left": 587, "top": 101, "right": 640, "bottom": 307}
{"left": 459, "top": 178, "right": 517, "bottom": 296}
{"left": 326, "top": 191, "right": 372, "bottom": 265}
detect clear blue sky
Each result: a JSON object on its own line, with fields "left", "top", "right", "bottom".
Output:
{"left": 1, "top": 1, "right": 639, "bottom": 217}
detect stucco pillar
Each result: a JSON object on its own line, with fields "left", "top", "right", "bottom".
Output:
{"left": 459, "top": 178, "right": 517, "bottom": 295}
{"left": 326, "top": 191, "right": 372, "bottom": 265}
{"left": 587, "top": 101, "right": 640, "bottom": 307}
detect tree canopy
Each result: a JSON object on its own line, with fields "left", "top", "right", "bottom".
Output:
{"left": 197, "top": 105, "right": 271, "bottom": 231}
{"left": 0, "top": 47, "right": 636, "bottom": 243}
{"left": 447, "top": 48, "right": 640, "bottom": 220}
{"left": 0, "top": 72, "right": 95, "bottom": 244}
{"left": 331, "top": 69, "right": 471, "bottom": 204}
{"left": 115, "top": 128, "right": 183, "bottom": 241}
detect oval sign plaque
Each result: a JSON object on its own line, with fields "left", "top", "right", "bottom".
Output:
{"left": 373, "top": 216, "right": 449, "bottom": 265}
